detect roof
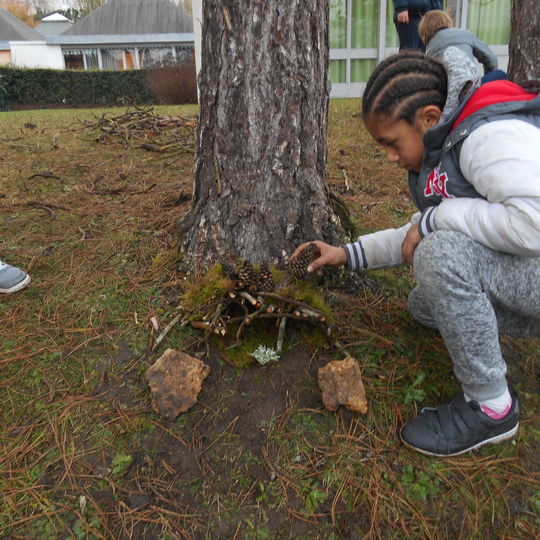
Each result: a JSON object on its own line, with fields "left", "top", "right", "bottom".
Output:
{"left": 0, "top": 8, "right": 43, "bottom": 41}
{"left": 62, "top": 0, "right": 193, "bottom": 36}
{"left": 35, "top": 20, "right": 73, "bottom": 36}
{"left": 42, "top": 13, "right": 71, "bottom": 22}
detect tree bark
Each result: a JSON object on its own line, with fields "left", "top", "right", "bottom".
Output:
{"left": 508, "top": 0, "right": 540, "bottom": 82}
{"left": 178, "top": 0, "right": 343, "bottom": 273}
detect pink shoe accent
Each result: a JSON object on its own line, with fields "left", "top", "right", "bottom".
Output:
{"left": 481, "top": 402, "right": 511, "bottom": 420}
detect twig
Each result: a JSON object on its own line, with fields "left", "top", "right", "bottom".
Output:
{"left": 27, "top": 171, "right": 61, "bottom": 180}
{"left": 276, "top": 317, "right": 287, "bottom": 353}
{"left": 152, "top": 312, "right": 187, "bottom": 351}
{"left": 258, "top": 292, "right": 326, "bottom": 317}
{"left": 341, "top": 168, "right": 350, "bottom": 191}
{"left": 239, "top": 291, "right": 259, "bottom": 307}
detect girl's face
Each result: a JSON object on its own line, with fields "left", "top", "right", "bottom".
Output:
{"left": 364, "top": 106, "right": 441, "bottom": 173}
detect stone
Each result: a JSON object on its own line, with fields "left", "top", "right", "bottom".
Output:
{"left": 317, "top": 356, "right": 367, "bottom": 414}
{"left": 146, "top": 348, "right": 210, "bottom": 420}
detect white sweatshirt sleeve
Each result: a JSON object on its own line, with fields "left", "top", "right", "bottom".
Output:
{"left": 343, "top": 213, "right": 421, "bottom": 271}
{"left": 429, "top": 119, "right": 540, "bottom": 257}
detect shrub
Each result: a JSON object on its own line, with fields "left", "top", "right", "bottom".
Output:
{"left": 146, "top": 60, "right": 197, "bottom": 105}
{"left": 0, "top": 67, "right": 160, "bottom": 108}
{"left": 0, "top": 73, "right": 6, "bottom": 110}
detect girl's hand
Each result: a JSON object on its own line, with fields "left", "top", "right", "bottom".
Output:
{"left": 290, "top": 241, "right": 347, "bottom": 274}
{"left": 402, "top": 224, "right": 422, "bottom": 264}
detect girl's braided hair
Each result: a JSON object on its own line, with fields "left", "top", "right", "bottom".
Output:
{"left": 362, "top": 51, "right": 448, "bottom": 124}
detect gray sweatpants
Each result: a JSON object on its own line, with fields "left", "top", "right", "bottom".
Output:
{"left": 408, "top": 230, "right": 540, "bottom": 402}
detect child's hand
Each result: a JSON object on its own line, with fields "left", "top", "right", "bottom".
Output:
{"left": 402, "top": 224, "right": 422, "bottom": 264}
{"left": 290, "top": 241, "right": 347, "bottom": 274}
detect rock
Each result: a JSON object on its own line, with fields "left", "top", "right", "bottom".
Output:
{"left": 317, "top": 356, "right": 367, "bottom": 413}
{"left": 146, "top": 348, "right": 210, "bottom": 420}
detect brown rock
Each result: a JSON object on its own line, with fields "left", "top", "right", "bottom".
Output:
{"left": 146, "top": 349, "right": 210, "bottom": 420}
{"left": 317, "top": 356, "right": 367, "bottom": 414}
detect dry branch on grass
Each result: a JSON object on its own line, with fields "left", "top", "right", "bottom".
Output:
{"left": 81, "top": 106, "right": 197, "bottom": 154}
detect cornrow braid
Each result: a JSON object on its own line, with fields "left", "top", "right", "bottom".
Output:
{"left": 362, "top": 51, "right": 447, "bottom": 124}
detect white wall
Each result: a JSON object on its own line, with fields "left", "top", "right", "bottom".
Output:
{"left": 10, "top": 41, "right": 65, "bottom": 69}
{"left": 191, "top": 0, "right": 202, "bottom": 98}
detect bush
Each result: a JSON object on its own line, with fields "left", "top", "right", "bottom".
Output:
{"left": 146, "top": 60, "right": 198, "bottom": 105}
{"left": 0, "top": 65, "right": 196, "bottom": 108}
{"left": 0, "top": 73, "right": 6, "bottom": 110}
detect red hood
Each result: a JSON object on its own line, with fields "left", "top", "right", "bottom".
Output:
{"left": 452, "top": 80, "right": 536, "bottom": 131}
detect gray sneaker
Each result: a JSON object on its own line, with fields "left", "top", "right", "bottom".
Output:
{"left": 0, "top": 261, "right": 31, "bottom": 294}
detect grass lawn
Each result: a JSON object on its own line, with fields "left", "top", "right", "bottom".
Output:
{"left": 0, "top": 101, "right": 538, "bottom": 539}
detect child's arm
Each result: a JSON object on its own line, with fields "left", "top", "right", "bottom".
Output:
{"left": 471, "top": 36, "right": 498, "bottom": 74}
{"left": 343, "top": 214, "right": 420, "bottom": 270}
{"left": 422, "top": 119, "right": 540, "bottom": 256}
{"left": 292, "top": 214, "right": 422, "bottom": 273}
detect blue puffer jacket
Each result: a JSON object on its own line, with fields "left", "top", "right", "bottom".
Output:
{"left": 393, "top": 0, "right": 443, "bottom": 15}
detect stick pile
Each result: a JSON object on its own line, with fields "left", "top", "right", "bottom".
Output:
{"left": 155, "top": 252, "right": 332, "bottom": 354}
{"left": 82, "top": 106, "right": 197, "bottom": 153}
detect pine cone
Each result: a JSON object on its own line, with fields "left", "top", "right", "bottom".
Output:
{"left": 237, "top": 259, "right": 258, "bottom": 291}
{"left": 287, "top": 242, "right": 318, "bottom": 279}
{"left": 257, "top": 262, "right": 274, "bottom": 292}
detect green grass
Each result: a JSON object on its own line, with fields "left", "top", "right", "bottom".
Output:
{"left": 0, "top": 102, "right": 538, "bottom": 538}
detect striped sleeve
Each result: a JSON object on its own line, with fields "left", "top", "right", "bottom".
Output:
{"left": 343, "top": 241, "right": 367, "bottom": 272}
{"left": 419, "top": 206, "right": 437, "bottom": 238}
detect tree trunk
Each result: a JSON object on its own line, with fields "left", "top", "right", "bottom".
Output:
{"left": 508, "top": 0, "right": 540, "bottom": 82}
{"left": 179, "top": 0, "right": 343, "bottom": 273}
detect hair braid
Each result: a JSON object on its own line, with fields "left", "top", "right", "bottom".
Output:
{"left": 362, "top": 51, "right": 447, "bottom": 124}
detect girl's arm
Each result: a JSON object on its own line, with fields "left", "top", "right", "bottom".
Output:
{"left": 343, "top": 213, "right": 421, "bottom": 270}
{"left": 426, "top": 119, "right": 540, "bottom": 256}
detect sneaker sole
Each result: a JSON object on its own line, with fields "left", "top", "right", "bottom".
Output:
{"left": 399, "top": 423, "right": 519, "bottom": 457}
{"left": 0, "top": 274, "right": 31, "bottom": 294}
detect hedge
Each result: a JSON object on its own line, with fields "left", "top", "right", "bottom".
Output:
{"left": 0, "top": 66, "right": 157, "bottom": 108}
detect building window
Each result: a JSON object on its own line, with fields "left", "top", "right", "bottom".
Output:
{"left": 64, "top": 49, "right": 84, "bottom": 69}
{"left": 351, "top": 0, "right": 379, "bottom": 48}
{"left": 467, "top": 0, "right": 510, "bottom": 45}
{"left": 330, "top": 59, "right": 346, "bottom": 84}
{"left": 139, "top": 46, "right": 192, "bottom": 68}
{"left": 64, "top": 49, "right": 99, "bottom": 70}
{"left": 351, "top": 58, "right": 376, "bottom": 83}
{"left": 100, "top": 48, "right": 138, "bottom": 70}
{"left": 330, "top": 0, "right": 347, "bottom": 49}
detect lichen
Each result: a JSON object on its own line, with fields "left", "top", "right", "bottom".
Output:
{"left": 249, "top": 345, "right": 280, "bottom": 365}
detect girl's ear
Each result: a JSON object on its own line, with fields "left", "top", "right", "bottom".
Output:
{"left": 416, "top": 105, "right": 442, "bottom": 131}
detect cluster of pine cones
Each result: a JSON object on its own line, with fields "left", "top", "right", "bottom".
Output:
{"left": 233, "top": 243, "right": 318, "bottom": 293}
{"left": 236, "top": 260, "right": 274, "bottom": 292}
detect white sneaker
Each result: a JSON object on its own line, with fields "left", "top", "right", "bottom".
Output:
{"left": 0, "top": 260, "right": 31, "bottom": 294}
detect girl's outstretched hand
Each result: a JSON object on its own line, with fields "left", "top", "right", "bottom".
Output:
{"left": 290, "top": 241, "right": 347, "bottom": 274}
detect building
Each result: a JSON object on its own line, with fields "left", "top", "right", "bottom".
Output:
{"left": 1, "top": 0, "right": 194, "bottom": 71}
{"left": 191, "top": 0, "right": 511, "bottom": 99}
{"left": 0, "top": 7, "right": 64, "bottom": 68}
{"left": 3, "top": 0, "right": 511, "bottom": 98}
{"left": 328, "top": 0, "right": 511, "bottom": 97}
{"left": 49, "top": 0, "right": 194, "bottom": 70}
{"left": 35, "top": 12, "right": 73, "bottom": 37}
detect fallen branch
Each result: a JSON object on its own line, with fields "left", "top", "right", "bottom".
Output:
{"left": 153, "top": 312, "right": 188, "bottom": 351}
{"left": 27, "top": 171, "right": 61, "bottom": 180}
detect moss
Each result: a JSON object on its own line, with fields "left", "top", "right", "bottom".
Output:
{"left": 277, "top": 280, "right": 334, "bottom": 323}
{"left": 212, "top": 320, "right": 284, "bottom": 368}
{"left": 181, "top": 263, "right": 235, "bottom": 315}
